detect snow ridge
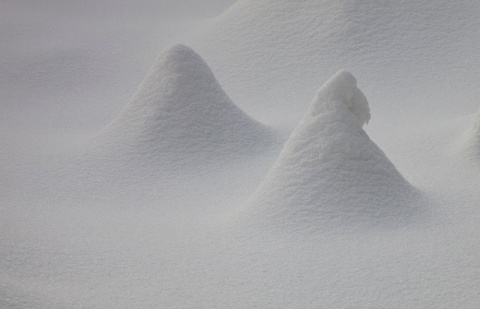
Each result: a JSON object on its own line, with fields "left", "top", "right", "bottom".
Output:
{"left": 92, "top": 44, "right": 274, "bottom": 166}
{"left": 245, "top": 70, "right": 419, "bottom": 230}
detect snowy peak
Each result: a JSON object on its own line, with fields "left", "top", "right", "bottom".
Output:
{"left": 244, "top": 70, "right": 419, "bottom": 229}
{"left": 130, "top": 43, "right": 232, "bottom": 113}
{"left": 310, "top": 70, "right": 370, "bottom": 126}
{"left": 156, "top": 43, "right": 209, "bottom": 76}
{"left": 93, "top": 44, "right": 274, "bottom": 165}
{"left": 294, "top": 70, "right": 378, "bottom": 164}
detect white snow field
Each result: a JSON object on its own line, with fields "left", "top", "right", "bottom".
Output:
{"left": 2, "top": 0, "right": 480, "bottom": 308}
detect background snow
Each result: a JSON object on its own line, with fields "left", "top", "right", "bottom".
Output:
{"left": 189, "top": 0, "right": 480, "bottom": 123}
{"left": 2, "top": 0, "right": 480, "bottom": 308}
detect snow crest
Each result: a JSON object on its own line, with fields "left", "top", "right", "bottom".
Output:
{"left": 244, "top": 70, "right": 419, "bottom": 230}
{"left": 92, "top": 44, "right": 274, "bottom": 166}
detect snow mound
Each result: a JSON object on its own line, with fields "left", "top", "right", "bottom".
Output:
{"left": 93, "top": 44, "right": 274, "bottom": 166}
{"left": 244, "top": 70, "right": 419, "bottom": 230}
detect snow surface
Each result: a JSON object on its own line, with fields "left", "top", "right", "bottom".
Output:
{"left": 243, "top": 70, "right": 421, "bottom": 231}
{"left": 190, "top": 0, "right": 480, "bottom": 122}
{"left": 2, "top": 0, "right": 480, "bottom": 308}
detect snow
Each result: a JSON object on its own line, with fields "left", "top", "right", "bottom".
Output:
{"left": 243, "top": 70, "right": 420, "bottom": 231}
{"left": 91, "top": 44, "right": 275, "bottom": 167}
{"left": 190, "top": 0, "right": 480, "bottom": 122}
{"left": 462, "top": 106, "right": 480, "bottom": 158}
{"left": 2, "top": 0, "right": 480, "bottom": 308}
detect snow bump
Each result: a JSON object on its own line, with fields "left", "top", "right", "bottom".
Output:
{"left": 244, "top": 70, "right": 420, "bottom": 230}
{"left": 92, "top": 44, "right": 275, "bottom": 166}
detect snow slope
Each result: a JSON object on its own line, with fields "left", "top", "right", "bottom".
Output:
{"left": 244, "top": 70, "right": 419, "bottom": 230}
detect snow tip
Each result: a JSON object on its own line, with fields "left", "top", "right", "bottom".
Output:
{"left": 131, "top": 43, "right": 219, "bottom": 107}
{"left": 311, "top": 69, "right": 371, "bottom": 126}
{"left": 162, "top": 43, "right": 197, "bottom": 57}
{"left": 159, "top": 44, "right": 206, "bottom": 65}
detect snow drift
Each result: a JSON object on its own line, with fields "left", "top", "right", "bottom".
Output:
{"left": 192, "top": 0, "right": 480, "bottom": 118}
{"left": 244, "top": 70, "right": 419, "bottom": 230}
{"left": 92, "top": 44, "right": 274, "bottom": 166}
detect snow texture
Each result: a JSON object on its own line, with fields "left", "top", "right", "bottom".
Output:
{"left": 245, "top": 70, "right": 418, "bottom": 230}
{"left": 92, "top": 44, "right": 275, "bottom": 166}
{"left": 192, "top": 0, "right": 480, "bottom": 120}
{"left": 3, "top": 1, "right": 480, "bottom": 308}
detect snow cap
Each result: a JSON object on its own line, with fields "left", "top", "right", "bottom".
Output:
{"left": 310, "top": 69, "right": 370, "bottom": 126}
{"left": 129, "top": 43, "right": 231, "bottom": 112}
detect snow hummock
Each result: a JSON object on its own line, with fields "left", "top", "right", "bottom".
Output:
{"left": 91, "top": 44, "right": 274, "bottom": 166}
{"left": 244, "top": 70, "right": 419, "bottom": 230}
